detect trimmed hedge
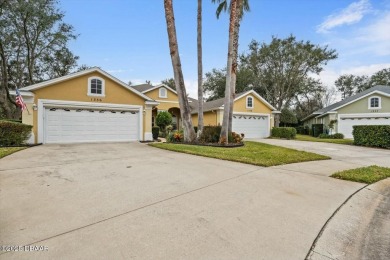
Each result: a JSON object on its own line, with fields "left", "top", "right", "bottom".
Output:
{"left": 353, "top": 125, "right": 390, "bottom": 149}
{"left": 271, "top": 127, "right": 297, "bottom": 139}
{"left": 0, "top": 120, "right": 32, "bottom": 146}
{"left": 152, "top": 126, "right": 159, "bottom": 140}
{"left": 318, "top": 133, "right": 344, "bottom": 139}
{"left": 199, "top": 125, "right": 221, "bottom": 143}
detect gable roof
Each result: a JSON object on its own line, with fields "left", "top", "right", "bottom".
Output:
{"left": 20, "top": 67, "right": 153, "bottom": 101}
{"left": 190, "top": 89, "right": 276, "bottom": 113}
{"left": 132, "top": 83, "right": 177, "bottom": 96}
{"left": 316, "top": 85, "right": 390, "bottom": 114}
{"left": 302, "top": 85, "right": 390, "bottom": 121}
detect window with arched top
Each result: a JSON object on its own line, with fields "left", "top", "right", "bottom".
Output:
{"left": 246, "top": 96, "right": 254, "bottom": 108}
{"left": 159, "top": 87, "right": 167, "bottom": 98}
{"left": 88, "top": 77, "right": 105, "bottom": 97}
{"left": 368, "top": 96, "right": 381, "bottom": 109}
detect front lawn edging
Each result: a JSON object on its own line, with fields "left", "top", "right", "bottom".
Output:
{"left": 167, "top": 141, "right": 244, "bottom": 148}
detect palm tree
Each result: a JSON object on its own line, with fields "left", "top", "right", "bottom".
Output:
{"left": 163, "top": 0, "right": 196, "bottom": 142}
{"left": 219, "top": 0, "right": 238, "bottom": 143}
{"left": 197, "top": 0, "right": 204, "bottom": 136}
{"left": 213, "top": 0, "right": 250, "bottom": 137}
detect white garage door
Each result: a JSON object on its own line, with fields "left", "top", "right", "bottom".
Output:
{"left": 44, "top": 107, "right": 139, "bottom": 143}
{"left": 232, "top": 114, "right": 270, "bottom": 138}
{"left": 338, "top": 116, "right": 390, "bottom": 139}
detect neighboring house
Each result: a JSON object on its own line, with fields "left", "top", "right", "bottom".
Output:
{"left": 132, "top": 83, "right": 185, "bottom": 130}
{"left": 302, "top": 85, "right": 390, "bottom": 138}
{"left": 191, "top": 90, "right": 280, "bottom": 138}
{"left": 13, "top": 67, "right": 158, "bottom": 144}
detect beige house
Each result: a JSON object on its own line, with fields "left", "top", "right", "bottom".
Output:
{"left": 302, "top": 85, "right": 390, "bottom": 138}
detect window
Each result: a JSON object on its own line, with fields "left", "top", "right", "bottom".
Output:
{"left": 368, "top": 96, "right": 381, "bottom": 109}
{"left": 88, "top": 77, "right": 105, "bottom": 97}
{"left": 159, "top": 87, "right": 167, "bottom": 98}
{"left": 246, "top": 96, "right": 253, "bottom": 108}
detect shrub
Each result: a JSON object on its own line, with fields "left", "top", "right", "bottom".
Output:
{"left": 228, "top": 132, "right": 244, "bottom": 143}
{"left": 271, "top": 127, "right": 297, "bottom": 139}
{"left": 332, "top": 133, "right": 344, "bottom": 139}
{"left": 167, "top": 130, "right": 183, "bottom": 143}
{"left": 152, "top": 126, "right": 160, "bottom": 140}
{"left": 353, "top": 125, "right": 390, "bottom": 149}
{"left": 155, "top": 111, "right": 172, "bottom": 130}
{"left": 199, "top": 125, "right": 221, "bottom": 143}
{"left": 319, "top": 133, "right": 345, "bottom": 139}
{"left": 0, "top": 120, "right": 32, "bottom": 146}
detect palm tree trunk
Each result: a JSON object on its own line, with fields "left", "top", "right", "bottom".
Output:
{"left": 197, "top": 0, "right": 204, "bottom": 137}
{"left": 220, "top": 0, "right": 238, "bottom": 143}
{"left": 228, "top": 0, "right": 242, "bottom": 134}
{"left": 163, "top": 0, "right": 196, "bottom": 142}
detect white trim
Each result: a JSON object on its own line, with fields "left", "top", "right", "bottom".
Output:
{"left": 9, "top": 90, "right": 35, "bottom": 97}
{"left": 158, "top": 87, "right": 168, "bottom": 98}
{"left": 368, "top": 96, "right": 381, "bottom": 109}
{"left": 332, "top": 90, "right": 390, "bottom": 111}
{"left": 143, "top": 84, "right": 178, "bottom": 95}
{"left": 37, "top": 99, "right": 143, "bottom": 143}
{"left": 87, "top": 76, "right": 105, "bottom": 97}
{"left": 232, "top": 112, "right": 270, "bottom": 116}
{"left": 20, "top": 67, "right": 153, "bottom": 101}
{"left": 235, "top": 90, "right": 277, "bottom": 111}
{"left": 339, "top": 112, "right": 390, "bottom": 119}
{"left": 145, "top": 100, "right": 159, "bottom": 106}
{"left": 155, "top": 100, "right": 179, "bottom": 103}
{"left": 144, "top": 132, "right": 153, "bottom": 141}
{"left": 246, "top": 95, "right": 254, "bottom": 109}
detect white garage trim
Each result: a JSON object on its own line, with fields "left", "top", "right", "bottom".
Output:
{"left": 232, "top": 112, "right": 270, "bottom": 138}
{"left": 37, "top": 99, "right": 143, "bottom": 143}
{"left": 337, "top": 113, "right": 390, "bottom": 139}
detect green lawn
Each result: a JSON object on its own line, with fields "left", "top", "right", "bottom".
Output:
{"left": 331, "top": 165, "right": 390, "bottom": 184}
{"left": 149, "top": 141, "right": 330, "bottom": 167}
{"left": 295, "top": 134, "right": 354, "bottom": 145}
{"left": 0, "top": 147, "right": 25, "bottom": 159}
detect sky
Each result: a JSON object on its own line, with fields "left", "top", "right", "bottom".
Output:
{"left": 60, "top": 0, "right": 390, "bottom": 98}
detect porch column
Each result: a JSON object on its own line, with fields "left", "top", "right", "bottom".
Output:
{"left": 144, "top": 101, "right": 159, "bottom": 141}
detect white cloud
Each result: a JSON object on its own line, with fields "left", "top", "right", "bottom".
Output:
{"left": 316, "top": 63, "right": 390, "bottom": 88}
{"left": 184, "top": 80, "right": 199, "bottom": 99}
{"left": 317, "top": 0, "right": 372, "bottom": 33}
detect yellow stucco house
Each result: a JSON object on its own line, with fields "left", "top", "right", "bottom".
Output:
{"left": 190, "top": 90, "right": 279, "bottom": 138}
{"left": 16, "top": 67, "right": 279, "bottom": 144}
{"left": 16, "top": 67, "right": 158, "bottom": 144}
{"left": 133, "top": 83, "right": 279, "bottom": 139}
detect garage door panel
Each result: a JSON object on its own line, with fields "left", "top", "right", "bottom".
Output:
{"left": 338, "top": 116, "right": 390, "bottom": 139}
{"left": 232, "top": 115, "right": 270, "bottom": 139}
{"left": 44, "top": 108, "right": 139, "bottom": 143}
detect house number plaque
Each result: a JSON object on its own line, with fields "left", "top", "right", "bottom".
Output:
{"left": 91, "top": 98, "right": 103, "bottom": 102}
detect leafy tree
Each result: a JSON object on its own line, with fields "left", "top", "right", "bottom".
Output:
{"left": 203, "top": 66, "right": 256, "bottom": 101}
{"left": 155, "top": 111, "right": 172, "bottom": 130}
{"left": 335, "top": 68, "right": 389, "bottom": 98}
{"left": 76, "top": 65, "right": 93, "bottom": 72}
{"left": 335, "top": 74, "right": 369, "bottom": 98}
{"left": 0, "top": 0, "right": 78, "bottom": 118}
{"left": 240, "top": 35, "right": 338, "bottom": 125}
{"left": 163, "top": 0, "right": 196, "bottom": 142}
{"left": 370, "top": 68, "right": 390, "bottom": 86}
{"left": 280, "top": 108, "right": 297, "bottom": 126}
{"left": 161, "top": 78, "right": 176, "bottom": 90}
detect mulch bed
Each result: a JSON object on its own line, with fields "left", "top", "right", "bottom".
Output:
{"left": 163, "top": 141, "right": 244, "bottom": 148}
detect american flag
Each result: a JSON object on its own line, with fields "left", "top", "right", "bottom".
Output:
{"left": 15, "top": 88, "right": 27, "bottom": 111}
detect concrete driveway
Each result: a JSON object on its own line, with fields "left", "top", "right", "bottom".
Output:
{"left": 1, "top": 142, "right": 364, "bottom": 259}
